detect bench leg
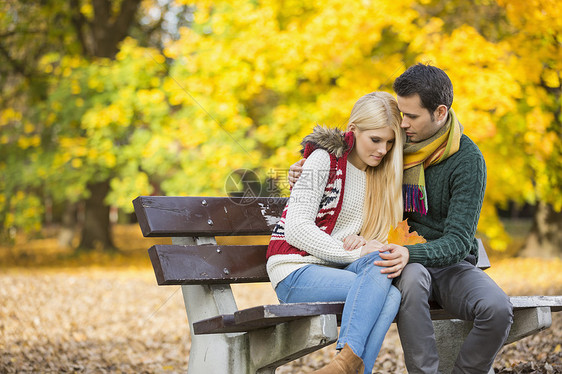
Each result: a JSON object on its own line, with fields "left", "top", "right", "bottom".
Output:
{"left": 173, "top": 237, "right": 253, "bottom": 374}
{"left": 434, "top": 319, "right": 472, "bottom": 374}
{"left": 248, "top": 314, "right": 338, "bottom": 373}
{"left": 181, "top": 284, "right": 252, "bottom": 374}
{"left": 434, "top": 307, "right": 553, "bottom": 374}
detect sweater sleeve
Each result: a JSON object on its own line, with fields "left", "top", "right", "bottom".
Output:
{"left": 284, "top": 149, "right": 361, "bottom": 264}
{"left": 406, "top": 146, "right": 486, "bottom": 267}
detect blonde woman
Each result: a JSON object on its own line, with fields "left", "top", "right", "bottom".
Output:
{"left": 266, "top": 91, "right": 405, "bottom": 374}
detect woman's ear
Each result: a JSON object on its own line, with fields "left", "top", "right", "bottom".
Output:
{"left": 348, "top": 122, "right": 357, "bottom": 133}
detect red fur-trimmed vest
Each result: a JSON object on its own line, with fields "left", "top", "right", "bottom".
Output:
{"left": 266, "top": 127, "right": 355, "bottom": 259}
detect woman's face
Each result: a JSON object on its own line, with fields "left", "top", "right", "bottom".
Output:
{"left": 349, "top": 126, "right": 395, "bottom": 170}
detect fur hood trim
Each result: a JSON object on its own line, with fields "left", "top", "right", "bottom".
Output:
{"left": 300, "top": 125, "right": 350, "bottom": 158}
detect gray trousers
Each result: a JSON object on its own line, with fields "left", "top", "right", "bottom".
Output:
{"left": 393, "top": 261, "right": 513, "bottom": 374}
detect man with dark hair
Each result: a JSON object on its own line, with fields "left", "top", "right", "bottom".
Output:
{"left": 288, "top": 63, "right": 513, "bottom": 373}
{"left": 382, "top": 63, "right": 513, "bottom": 373}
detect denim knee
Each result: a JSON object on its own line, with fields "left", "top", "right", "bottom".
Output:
{"left": 357, "top": 251, "right": 383, "bottom": 266}
{"left": 387, "top": 285, "right": 402, "bottom": 311}
{"left": 345, "top": 251, "right": 383, "bottom": 274}
{"left": 388, "top": 285, "right": 401, "bottom": 301}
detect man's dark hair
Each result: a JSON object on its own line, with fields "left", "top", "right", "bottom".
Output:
{"left": 393, "top": 63, "right": 454, "bottom": 115}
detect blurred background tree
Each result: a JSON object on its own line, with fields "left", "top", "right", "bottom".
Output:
{"left": 0, "top": 0, "right": 191, "bottom": 250}
{"left": 0, "top": 0, "right": 560, "bottom": 256}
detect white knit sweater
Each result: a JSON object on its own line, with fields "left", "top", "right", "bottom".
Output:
{"left": 267, "top": 149, "right": 366, "bottom": 289}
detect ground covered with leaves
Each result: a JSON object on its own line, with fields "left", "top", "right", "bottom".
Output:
{"left": 1, "top": 225, "right": 561, "bottom": 373}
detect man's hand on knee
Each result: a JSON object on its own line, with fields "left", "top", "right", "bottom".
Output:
{"left": 288, "top": 158, "right": 306, "bottom": 187}
{"left": 374, "top": 244, "right": 410, "bottom": 278}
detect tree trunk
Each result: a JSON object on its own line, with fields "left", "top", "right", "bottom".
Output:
{"left": 70, "top": 0, "right": 142, "bottom": 59}
{"left": 78, "top": 180, "right": 115, "bottom": 251}
{"left": 68, "top": 0, "right": 142, "bottom": 251}
{"left": 58, "top": 202, "right": 78, "bottom": 248}
{"left": 521, "top": 202, "right": 562, "bottom": 258}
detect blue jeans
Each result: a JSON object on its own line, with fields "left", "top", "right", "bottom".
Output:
{"left": 275, "top": 252, "right": 401, "bottom": 374}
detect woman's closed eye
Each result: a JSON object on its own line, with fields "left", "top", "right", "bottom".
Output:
{"left": 371, "top": 137, "right": 394, "bottom": 145}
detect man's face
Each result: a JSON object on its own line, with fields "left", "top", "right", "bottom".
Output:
{"left": 396, "top": 94, "right": 443, "bottom": 143}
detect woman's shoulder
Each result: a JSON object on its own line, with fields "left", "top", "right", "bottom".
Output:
{"left": 301, "top": 126, "right": 349, "bottom": 158}
{"left": 303, "top": 148, "right": 331, "bottom": 169}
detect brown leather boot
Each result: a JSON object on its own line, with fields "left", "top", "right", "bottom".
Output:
{"left": 312, "top": 344, "right": 365, "bottom": 374}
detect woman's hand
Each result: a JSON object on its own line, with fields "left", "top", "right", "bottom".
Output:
{"left": 374, "top": 244, "right": 410, "bottom": 278}
{"left": 343, "top": 235, "right": 367, "bottom": 251}
{"left": 359, "top": 239, "right": 384, "bottom": 257}
{"left": 288, "top": 159, "right": 306, "bottom": 187}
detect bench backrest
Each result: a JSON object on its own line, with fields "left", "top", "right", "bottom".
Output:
{"left": 133, "top": 196, "right": 287, "bottom": 285}
{"left": 133, "top": 196, "right": 491, "bottom": 286}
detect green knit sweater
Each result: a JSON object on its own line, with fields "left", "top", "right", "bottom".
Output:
{"left": 405, "top": 134, "right": 486, "bottom": 267}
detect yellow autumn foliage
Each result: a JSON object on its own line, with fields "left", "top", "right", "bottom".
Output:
{"left": 2, "top": 0, "right": 562, "bottom": 252}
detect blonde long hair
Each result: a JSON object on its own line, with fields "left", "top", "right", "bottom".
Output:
{"left": 347, "top": 91, "right": 404, "bottom": 242}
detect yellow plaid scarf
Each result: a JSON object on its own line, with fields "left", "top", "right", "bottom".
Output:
{"left": 403, "top": 109, "right": 463, "bottom": 215}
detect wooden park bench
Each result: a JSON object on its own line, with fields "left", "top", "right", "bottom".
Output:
{"left": 133, "top": 195, "right": 562, "bottom": 374}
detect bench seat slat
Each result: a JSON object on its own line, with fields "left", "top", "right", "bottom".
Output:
{"left": 192, "top": 296, "right": 562, "bottom": 335}
{"left": 236, "top": 302, "right": 346, "bottom": 326}
{"left": 510, "top": 295, "right": 562, "bottom": 312}
{"left": 191, "top": 314, "right": 239, "bottom": 334}
{"left": 192, "top": 301, "right": 456, "bottom": 335}
{"left": 193, "top": 303, "right": 344, "bottom": 335}
{"left": 149, "top": 244, "right": 268, "bottom": 285}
